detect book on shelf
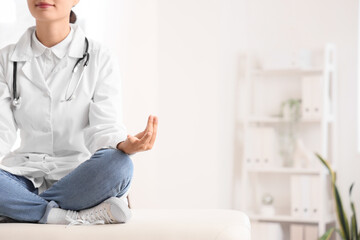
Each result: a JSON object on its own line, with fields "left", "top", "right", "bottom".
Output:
{"left": 304, "top": 225, "right": 318, "bottom": 240}
{"left": 291, "top": 175, "right": 322, "bottom": 219}
{"left": 290, "top": 224, "right": 318, "bottom": 240}
{"left": 290, "top": 224, "right": 304, "bottom": 240}
{"left": 301, "top": 76, "right": 323, "bottom": 120}
{"left": 310, "top": 176, "right": 320, "bottom": 219}
{"left": 291, "top": 175, "right": 301, "bottom": 218}
{"left": 245, "top": 127, "right": 278, "bottom": 169}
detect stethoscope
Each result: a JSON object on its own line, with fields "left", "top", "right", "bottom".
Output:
{"left": 12, "top": 37, "right": 90, "bottom": 110}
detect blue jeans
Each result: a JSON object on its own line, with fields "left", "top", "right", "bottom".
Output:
{"left": 0, "top": 148, "right": 134, "bottom": 223}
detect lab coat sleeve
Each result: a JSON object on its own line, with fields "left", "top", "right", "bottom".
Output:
{"left": 0, "top": 56, "right": 18, "bottom": 160}
{"left": 83, "top": 47, "right": 128, "bottom": 155}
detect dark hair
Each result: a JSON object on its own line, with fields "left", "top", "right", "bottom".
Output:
{"left": 70, "top": 10, "right": 77, "bottom": 23}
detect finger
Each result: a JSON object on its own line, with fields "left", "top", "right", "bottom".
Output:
{"left": 149, "top": 116, "right": 158, "bottom": 147}
{"left": 136, "top": 115, "right": 153, "bottom": 138}
{"left": 134, "top": 130, "right": 145, "bottom": 139}
{"left": 127, "top": 134, "right": 138, "bottom": 144}
{"left": 139, "top": 130, "right": 152, "bottom": 147}
{"left": 144, "top": 115, "right": 154, "bottom": 133}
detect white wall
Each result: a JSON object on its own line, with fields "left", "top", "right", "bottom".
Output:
{"left": 113, "top": 0, "right": 161, "bottom": 208}
{"left": 49, "top": 0, "right": 162, "bottom": 208}
{"left": 151, "top": 0, "right": 221, "bottom": 208}
{"left": 98, "top": 0, "right": 239, "bottom": 209}
{"left": 75, "top": 0, "right": 238, "bottom": 209}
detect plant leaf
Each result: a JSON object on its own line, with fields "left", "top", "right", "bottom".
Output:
{"left": 350, "top": 183, "right": 355, "bottom": 196}
{"left": 319, "top": 228, "right": 335, "bottom": 240}
{"left": 349, "top": 183, "right": 359, "bottom": 240}
{"left": 335, "top": 229, "right": 346, "bottom": 240}
{"left": 315, "top": 153, "right": 350, "bottom": 239}
{"left": 351, "top": 214, "right": 357, "bottom": 240}
{"left": 334, "top": 184, "right": 350, "bottom": 239}
{"left": 315, "top": 153, "right": 336, "bottom": 183}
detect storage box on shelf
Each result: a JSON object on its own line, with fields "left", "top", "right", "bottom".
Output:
{"left": 239, "top": 44, "right": 337, "bottom": 239}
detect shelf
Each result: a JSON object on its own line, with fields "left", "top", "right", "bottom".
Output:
{"left": 247, "top": 167, "right": 326, "bottom": 175}
{"left": 247, "top": 116, "right": 319, "bottom": 123}
{"left": 245, "top": 116, "right": 334, "bottom": 124}
{"left": 248, "top": 213, "right": 335, "bottom": 224}
{"left": 251, "top": 68, "right": 323, "bottom": 76}
{"left": 241, "top": 45, "right": 337, "bottom": 234}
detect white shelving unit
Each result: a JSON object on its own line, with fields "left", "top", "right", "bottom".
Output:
{"left": 239, "top": 44, "right": 337, "bottom": 239}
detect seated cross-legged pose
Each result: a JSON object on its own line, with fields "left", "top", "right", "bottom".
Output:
{"left": 0, "top": 0, "right": 158, "bottom": 225}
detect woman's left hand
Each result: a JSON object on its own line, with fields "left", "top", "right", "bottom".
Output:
{"left": 116, "top": 115, "right": 158, "bottom": 155}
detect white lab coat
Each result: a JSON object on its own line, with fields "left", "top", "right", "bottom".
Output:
{"left": 0, "top": 24, "right": 128, "bottom": 193}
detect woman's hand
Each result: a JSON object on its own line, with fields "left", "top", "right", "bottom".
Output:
{"left": 116, "top": 115, "right": 158, "bottom": 155}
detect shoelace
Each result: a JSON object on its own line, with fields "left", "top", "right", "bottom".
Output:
{"left": 64, "top": 210, "right": 101, "bottom": 226}
{"left": 64, "top": 205, "right": 115, "bottom": 226}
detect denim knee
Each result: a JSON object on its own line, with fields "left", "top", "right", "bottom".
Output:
{"left": 94, "top": 148, "right": 134, "bottom": 183}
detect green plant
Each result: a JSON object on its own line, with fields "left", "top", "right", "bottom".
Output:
{"left": 316, "top": 153, "right": 359, "bottom": 240}
{"left": 280, "top": 98, "right": 302, "bottom": 122}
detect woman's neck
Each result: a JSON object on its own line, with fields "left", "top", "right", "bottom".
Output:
{"left": 35, "top": 19, "right": 71, "bottom": 48}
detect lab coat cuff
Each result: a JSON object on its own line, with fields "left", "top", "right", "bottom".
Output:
{"left": 108, "top": 134, "right": 126, "bottom": 149}
{"left": 112, "top": 140, "right": 136, "bottom": 156}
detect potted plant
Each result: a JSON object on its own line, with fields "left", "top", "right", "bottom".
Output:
{"left": 316, "top": 153, "right": 359, "bottom": 240}
{"left": 278, "top": 99, "right": 302, "bottom": 167}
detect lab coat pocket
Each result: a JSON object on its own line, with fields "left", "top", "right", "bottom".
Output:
{"left": 1, "top": 154, "right": 27, "bottom": 167}
{"left": 12, "top": 89, "right": 51, "bottom": 132}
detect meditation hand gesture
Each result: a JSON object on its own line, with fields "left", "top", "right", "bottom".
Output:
{"left": 116, "top": 115, "right": 158, "bottom": 155}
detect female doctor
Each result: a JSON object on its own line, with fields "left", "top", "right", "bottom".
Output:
{"left": 0, "top": 0, "right": 158, "bottom": 225}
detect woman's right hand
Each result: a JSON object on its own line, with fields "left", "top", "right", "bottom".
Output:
{"left": 116, "top": 115, "right": 158, "bottom": 155}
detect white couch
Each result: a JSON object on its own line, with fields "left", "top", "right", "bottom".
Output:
{"left": 0, "top": 209, "right": 251, "bottom": 240}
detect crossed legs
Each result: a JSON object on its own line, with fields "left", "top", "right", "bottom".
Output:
{"left": 0, "top": 148, "right": 134, "bottom": 223}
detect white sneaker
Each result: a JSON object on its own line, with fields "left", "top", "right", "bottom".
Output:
{"left": 65, "top": 197, "right": 132, "bottom": 225}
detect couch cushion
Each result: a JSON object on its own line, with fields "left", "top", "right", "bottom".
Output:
{"left": 0, "top": 209, "right": 251, "bottom": 240}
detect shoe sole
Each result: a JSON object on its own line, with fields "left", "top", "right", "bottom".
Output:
{"left": 105, "top": 197, "right": 132, "bottom": 223}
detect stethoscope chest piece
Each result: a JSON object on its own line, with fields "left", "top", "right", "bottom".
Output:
{"left": 12, "top": 96, "right": 22, "bottom": 110}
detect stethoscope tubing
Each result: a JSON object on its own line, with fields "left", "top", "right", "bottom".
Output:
{"left": 12, "top": 61, "right": 21, "bottom": 109}
{"left": 62, "top": 61, "right": 87, "bottom": 102}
